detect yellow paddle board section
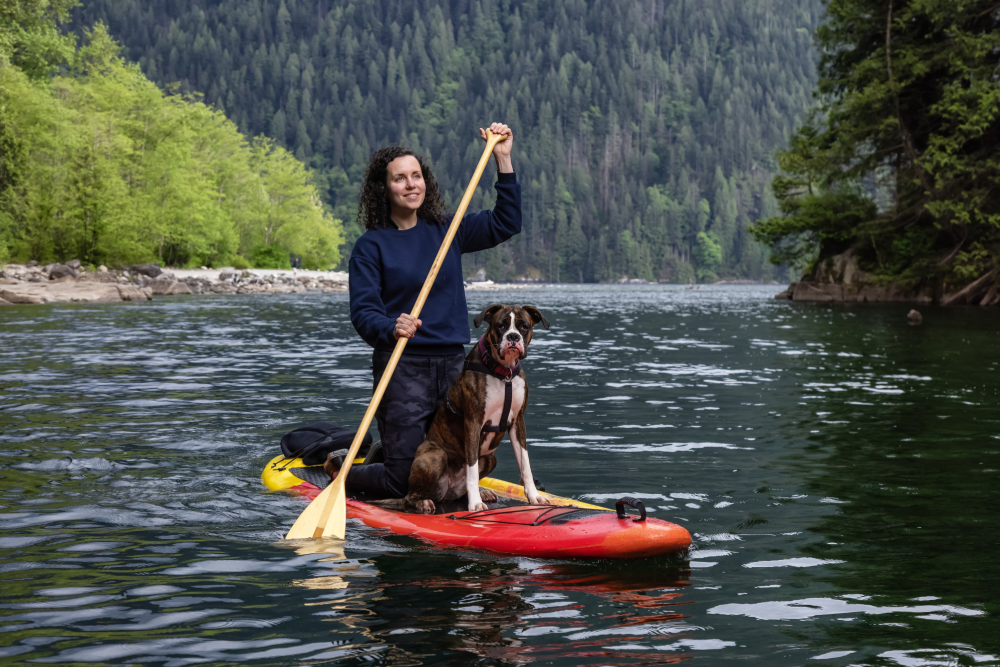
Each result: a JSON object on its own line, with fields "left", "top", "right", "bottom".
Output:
{"left": 262, "top": 454, "right": 364, "bottom": 493}
{"left": 261, "top": 454, "right": 608, "bottom": 511}
{"left": 477, "top": 477, "right": 608, "bottom": 510}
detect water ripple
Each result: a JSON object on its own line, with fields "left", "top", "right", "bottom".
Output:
{"left": 1, "top": 287, "right": 996, "bottom": 666}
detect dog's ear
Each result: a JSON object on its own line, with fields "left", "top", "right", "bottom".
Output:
{"left": 522, "top": 306, "right": 550, "bottom": 330}
{"left": 473, "top": 304, "right": 505, "bottom": 328}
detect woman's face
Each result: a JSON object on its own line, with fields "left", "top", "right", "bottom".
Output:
{"left": 386, "top": 155, "right": 425, "bottom": 214}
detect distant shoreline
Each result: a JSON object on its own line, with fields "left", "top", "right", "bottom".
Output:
{"left": 1, "top": 261, "right": 793, "bottom": 306}
{"left": 0, "top": 263, "right": 347, "bottom": 306}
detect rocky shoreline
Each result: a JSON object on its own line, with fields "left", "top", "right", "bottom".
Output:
{"left": 774, "top": 250, "right": 999, "bottom": 307}
{"left": 0, "top": 261, "right": 348, "bottom": 305}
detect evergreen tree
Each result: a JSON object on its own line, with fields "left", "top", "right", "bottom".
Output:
{"left": 71, "top": 0, "right": 823, "bottom": 281}
{"left": 751, "top": 0, "right": 1000, "bottom": 289}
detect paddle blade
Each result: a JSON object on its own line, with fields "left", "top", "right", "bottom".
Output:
{"left": 285, "top": 482, "right": 336, "bottom": 540}
{"left": 320, "top": 490, "right": 347, "bottom": 539}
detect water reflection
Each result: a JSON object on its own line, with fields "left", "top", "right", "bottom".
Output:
{"left": 1, "top": 287, "right": 998, "bottom": 665}
{"left": 766, "top": 304, "right": 1000, "bottom": 665}
{"left": 361, "top": 558, "right": 694, "bottom": 665}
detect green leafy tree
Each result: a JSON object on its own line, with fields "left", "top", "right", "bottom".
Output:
{"left": 0, "top": 0, "right": 78, "bottom": 78}
{"left": 0, "top": 19, "right": 340, "bottom": 267}
{"left": 693, "top": 231, "right": 723, "bottom": 283}
{"left": 245, "top": 136, "right": 342, "bottom": 268}
{"left": 251, "top": 242, "right": 291, "bottom": 269}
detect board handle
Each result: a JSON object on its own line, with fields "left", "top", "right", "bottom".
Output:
{"left": 615, "top": 497, "right": 647, "bottom": 522}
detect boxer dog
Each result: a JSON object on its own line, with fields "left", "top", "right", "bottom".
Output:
{"left": 394, "top": 304, "right": 550, "bottom": 514}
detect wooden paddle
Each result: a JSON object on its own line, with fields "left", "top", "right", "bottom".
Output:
{"left": 285, "top": 128, "right": 510, "bottom": 540}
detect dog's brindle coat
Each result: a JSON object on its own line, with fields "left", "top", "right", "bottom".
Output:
{"left": 389, "top": 304, "right": 550, "bottom": 514}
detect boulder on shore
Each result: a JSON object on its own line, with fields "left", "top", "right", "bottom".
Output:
{"left": 116, "top": 285, "right": 153, "bottom": 301}
{"left": 49, "top": 264, "right": 77, "bottom": 280}
{"left": 131, "top": 262, "right": 163, "bottom": 278}
{"left": 777, "top": 250, "right": 933, "bottom": 304}
{"left": 78, "top": 271, "right": 120, "bottom": 284}
{"left": 146, "top": 279, "right": 193, "bottom": 296}
{"left": 0, "top": 282, "right": 128, "bottom": 304}
{"left": 792, "top": 282, "right": 835, "bottom": 301}
{"left": 779, "top": 278, "right": 933, "bottom": 303}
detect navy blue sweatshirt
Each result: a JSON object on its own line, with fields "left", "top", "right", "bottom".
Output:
{"left": 349, "top": 172, "right": 521, "bottom": 355}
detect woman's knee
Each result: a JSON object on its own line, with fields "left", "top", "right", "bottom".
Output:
{"left": 383, "top": 462, "right": 411, "bottom": 498}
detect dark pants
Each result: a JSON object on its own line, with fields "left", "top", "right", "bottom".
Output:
{"left": 346, "top": 350, "right": 464, "bottom": 499}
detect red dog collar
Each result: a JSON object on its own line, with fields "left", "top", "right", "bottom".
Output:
{"left": 473, "top": 335, "right": 520, "bottom": 379}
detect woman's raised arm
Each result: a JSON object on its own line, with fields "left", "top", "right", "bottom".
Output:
{"left": 460, "top": 122, "right": 520, "bottom": 253}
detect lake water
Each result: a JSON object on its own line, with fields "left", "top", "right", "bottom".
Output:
{"left": 1, "top": 285, "right": 998, "bottom": 666}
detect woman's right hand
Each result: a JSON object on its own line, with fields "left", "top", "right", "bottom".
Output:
{"left": 394, "top": 313, "right": 422, "bottom": 339}
{"left": 480, "top": 122, "right": 513, "bottom": 173}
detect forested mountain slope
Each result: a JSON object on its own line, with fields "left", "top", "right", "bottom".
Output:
{"left": 75, "top": 0, "right": 822, "bottom": 282}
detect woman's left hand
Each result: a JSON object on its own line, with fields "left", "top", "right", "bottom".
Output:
{"left": 480, "top": 122, "right": 513, "bottom": 173}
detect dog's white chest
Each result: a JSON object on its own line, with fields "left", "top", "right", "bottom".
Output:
{"left": 482, "top": 375, "right": 525, "bottom": 437}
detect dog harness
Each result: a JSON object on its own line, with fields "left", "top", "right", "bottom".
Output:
{"left": 447, "top": 335, "right": 520, "bottom": 434}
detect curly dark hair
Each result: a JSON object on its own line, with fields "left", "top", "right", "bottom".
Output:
{"left": 357, "top": 146, "right": 449, "bottom": 230}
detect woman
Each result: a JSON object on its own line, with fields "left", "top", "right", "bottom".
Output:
{"left": 336, "top": 122, "right": 520, "bottom": 499}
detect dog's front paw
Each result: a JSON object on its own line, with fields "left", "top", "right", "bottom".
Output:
{"left": 468, "top": 501, "right": 489, "bottom": 512}
{"left": 526, "top": 492, "right": 550, "bottom": 506}
{"left": 480, "top": 488, "right": 498, "bottom": 503}
{"left": 414, "top": 499, "right": 436, "bottom": 514}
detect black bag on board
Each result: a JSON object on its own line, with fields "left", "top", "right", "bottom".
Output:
{"left": 279, "top": 421, "right": 372, "bottom": 466}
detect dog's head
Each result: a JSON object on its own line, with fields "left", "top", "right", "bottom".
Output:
{"left": 473, "top": 304, "right": 550, "bottom": 367}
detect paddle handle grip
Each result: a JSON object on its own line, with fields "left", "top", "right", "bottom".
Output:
{"left": 311, "top": 129, "right": 509, "bottom": 538}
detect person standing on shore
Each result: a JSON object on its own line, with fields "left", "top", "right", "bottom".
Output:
{"left": 332, "top": 122, "right": 520, "bottom": 499}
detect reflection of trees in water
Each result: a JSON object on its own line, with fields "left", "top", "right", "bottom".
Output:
{"left": 350, "top": 555, "right": 694, "bottom": 665}
{"left": 777, "top": 312, "right": 1000, "bottom": 660}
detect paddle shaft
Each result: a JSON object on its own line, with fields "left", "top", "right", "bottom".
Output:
{"left": 289, "top": 129, "right": 508, "bottom": 540}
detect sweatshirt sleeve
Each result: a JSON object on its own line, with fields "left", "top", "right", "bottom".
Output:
{"left": 349, "top": 242, "right": 397, "bottom": 349}
{"left": 456, "top": 172, "right": 522, "bottom": 253}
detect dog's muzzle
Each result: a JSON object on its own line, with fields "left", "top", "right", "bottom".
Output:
{"left": 502, "top": 333, "right": 524, "bottom": 359}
